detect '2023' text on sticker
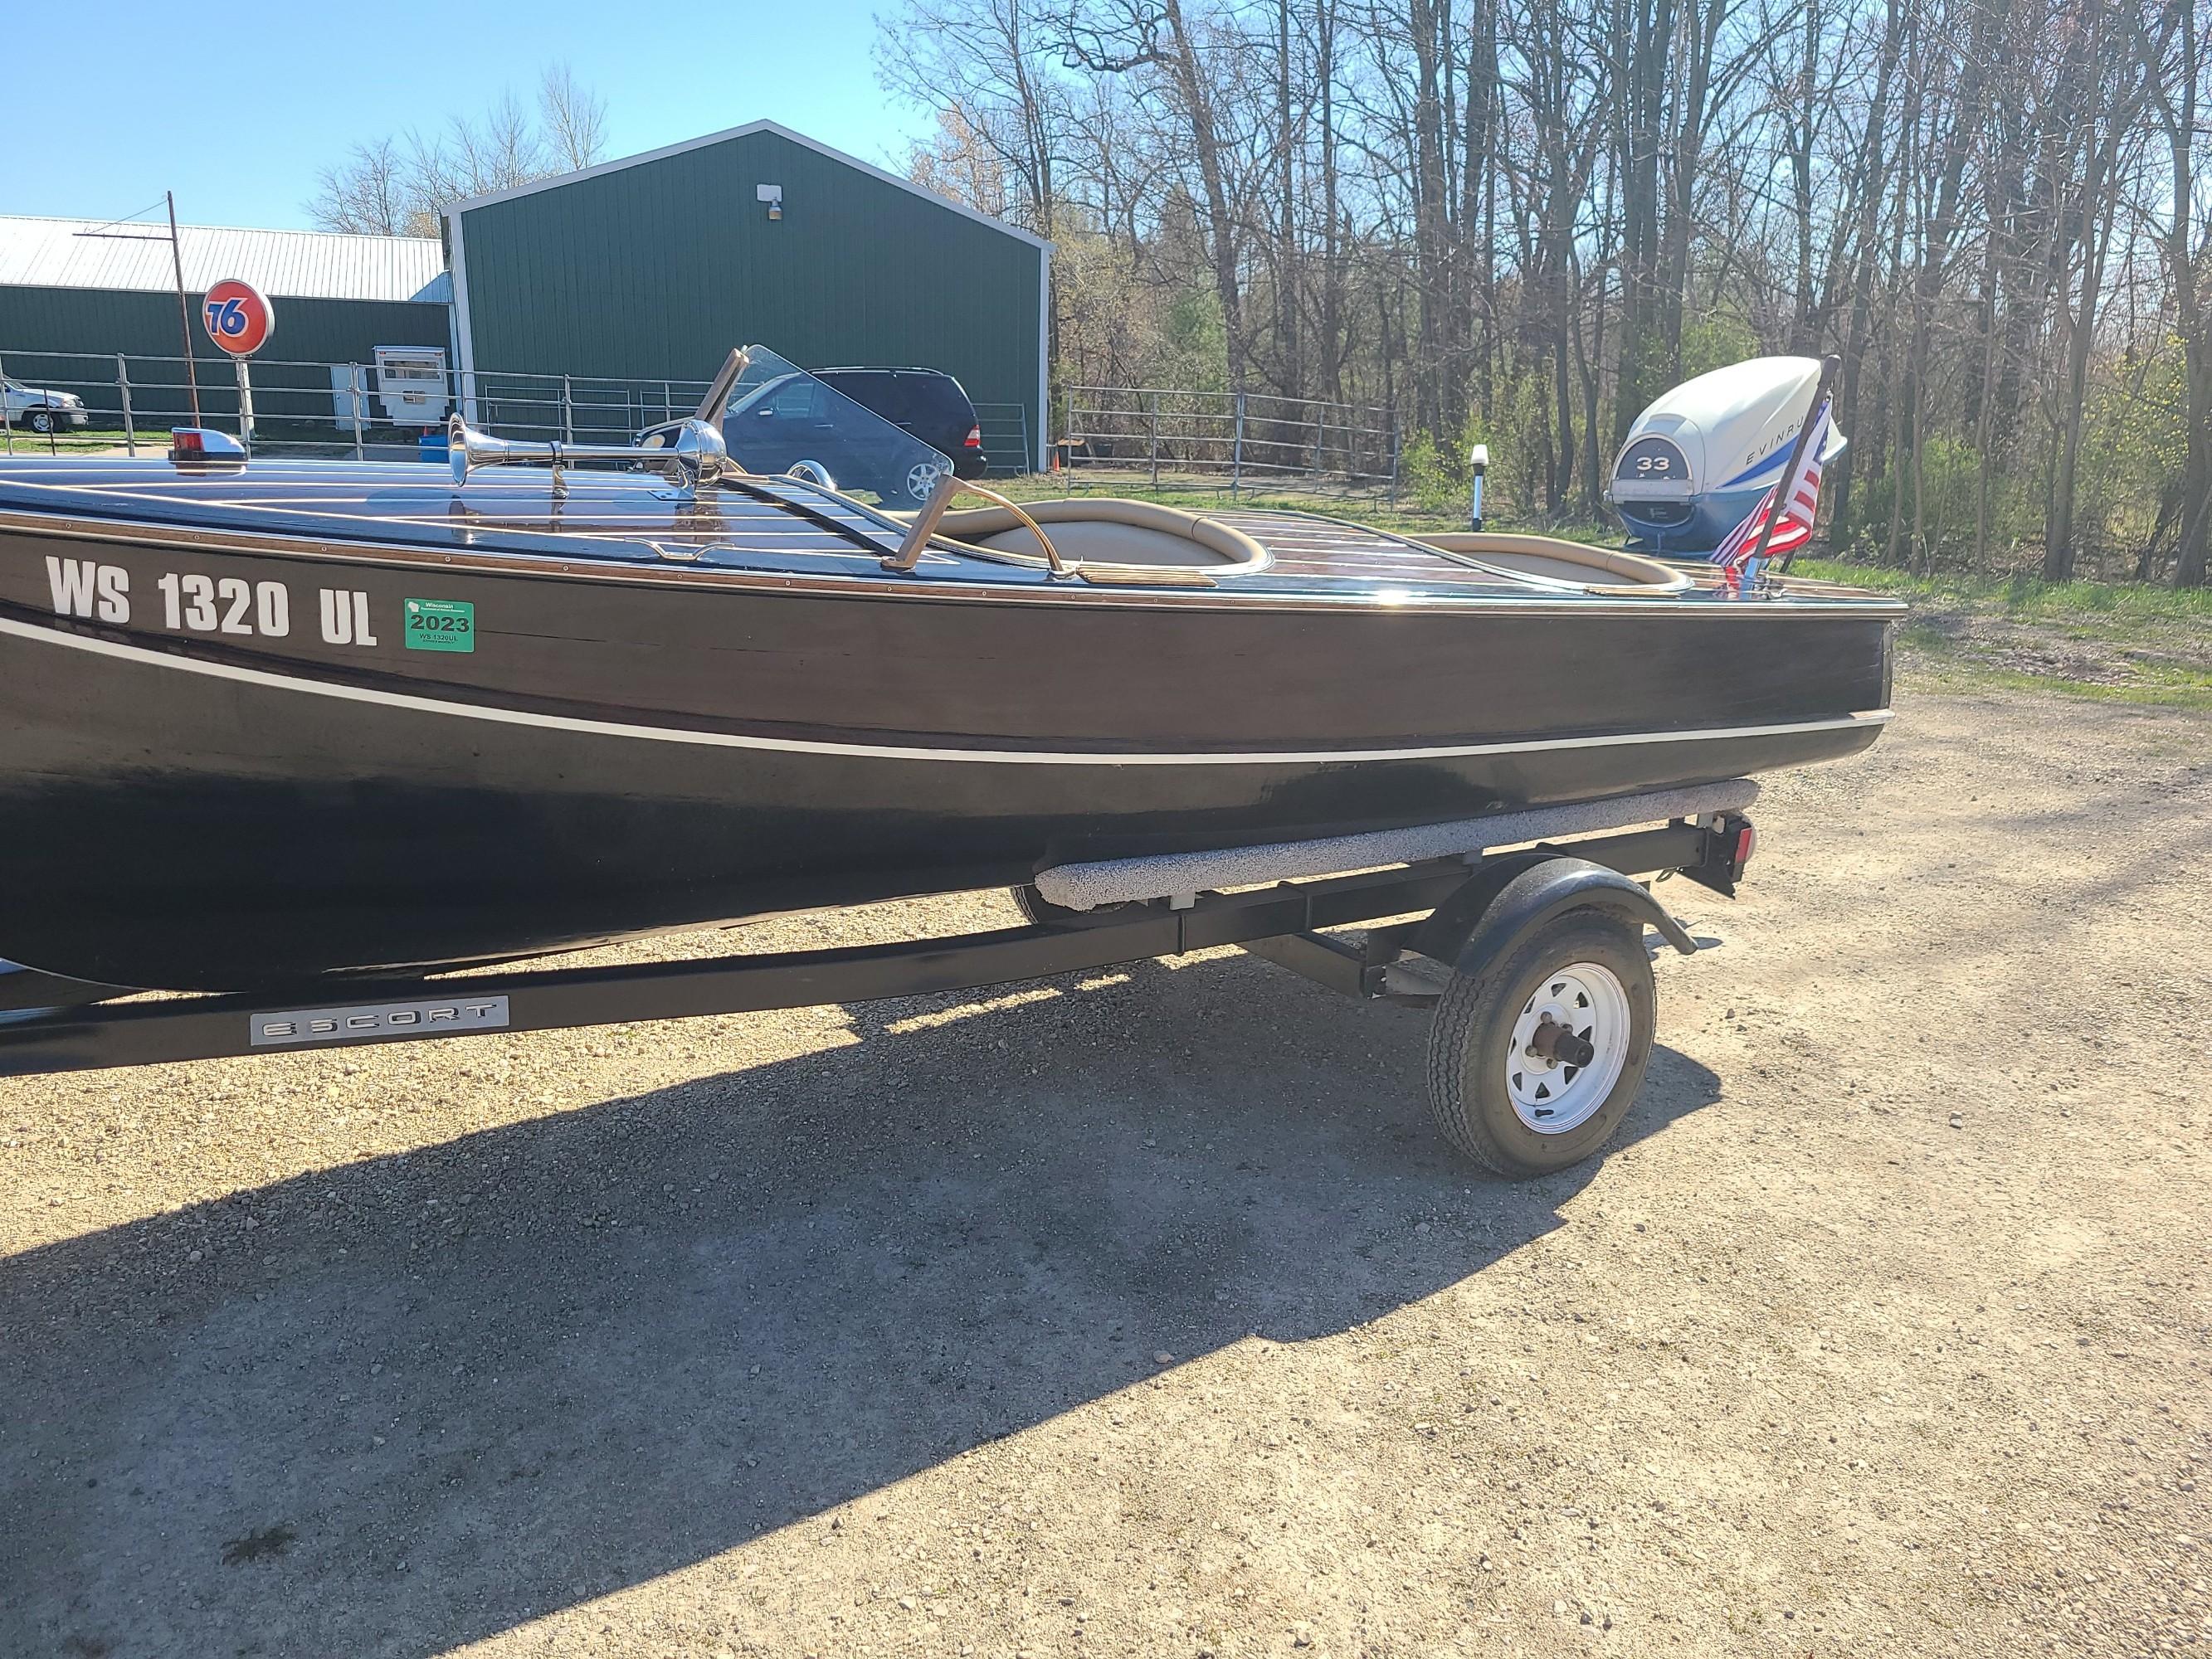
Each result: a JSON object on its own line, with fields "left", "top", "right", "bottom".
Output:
{"left": 404, "top": 597, "right": 475, "bottom": 652}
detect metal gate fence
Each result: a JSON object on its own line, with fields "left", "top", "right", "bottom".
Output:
{"left": 1060, "top": 385, "right": 1398, "bottom": 498}
{"left": 0, "top": 348, "right": 1035, "bottom": 475}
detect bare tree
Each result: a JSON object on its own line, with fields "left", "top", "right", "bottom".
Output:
{"left": 1051, "top": 0, "right": 1262, "bottom": 391}
{"left": 877, "top": 0, "right": 1073, "bottom": 240}
{"left": 305, "top": 68, "right": 610, "bottom": 237}
{"left": 539, "top": 63, "right": 610, "bottom": 173}
{"left": 307, "top": 138, "right": 409, "bottom": 236}
{"left": 860, "top": 0, "right": 2212, "bottom": 579}
{"left": 2131, "top": 0, "right": 2212, "bottom": 587}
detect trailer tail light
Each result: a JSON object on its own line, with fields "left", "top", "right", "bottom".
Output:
{"left": 962, "top": 425, "right": 982, "bottom": 449}
{"left": 1681, "top": 812, "right": 1756, "bottom": 898}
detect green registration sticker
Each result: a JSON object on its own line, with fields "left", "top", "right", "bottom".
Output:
{"left": 403, "top": 597, "right": 475, "bottom": 653}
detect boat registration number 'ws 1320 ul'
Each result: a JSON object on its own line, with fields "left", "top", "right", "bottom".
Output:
{"left": 43, "top": 558, "right": 475, "bottom": 654}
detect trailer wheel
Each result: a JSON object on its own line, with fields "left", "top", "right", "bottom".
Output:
{"left": 1011, "top": 884, "right": 1130, "bottom": 927}
{"left": 1012, "top": 884, "right": 1069, "bottom": 925}
{"left": 1424, "top": 910, "right": 1654, "bottom": 1177}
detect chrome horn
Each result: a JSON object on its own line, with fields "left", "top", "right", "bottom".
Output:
{"left": 446, "top": 414, "right": 732, "bottom": 496}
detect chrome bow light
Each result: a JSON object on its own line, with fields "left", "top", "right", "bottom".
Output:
{"left": 168, "top": 427, "right": 247, "bottom": 466}
{"left": 446, "top": 414, "right": 732, "bottom": 497}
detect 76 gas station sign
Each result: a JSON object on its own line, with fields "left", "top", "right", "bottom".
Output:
{"left": 200, "top": 278, "right": 275, "bottom": 446}
{"left": 202, "top": 278, "right": 275, "bottom": 358}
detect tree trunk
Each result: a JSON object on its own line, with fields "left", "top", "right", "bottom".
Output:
{"left": 1828, "top": 0, "right": 1905, "bottom": 542}
{"left": 1274, "top": 0, "right": 1301, "bottom": 401}
{"left": 1612, "top": 0, "right": 1671, "bottom": 445}
{"left": 2044, "top": 9, "right": 2134, "bottom": 582}
{"left": 1158, "top": 0, "right": 1249, "bottom": 392}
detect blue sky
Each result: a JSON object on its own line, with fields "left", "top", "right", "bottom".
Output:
{"left": 7, "top": 1, "right": 931, "bottom": 230}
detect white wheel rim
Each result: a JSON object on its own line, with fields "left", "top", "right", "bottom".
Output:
{"left": 1504, "top": 961, "right": 1630, "bottom": 1134}
{"left": 908, "top": 462, "right": 944, "bottom": 499}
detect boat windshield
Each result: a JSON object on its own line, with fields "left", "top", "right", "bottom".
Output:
{"left": 712, "top": 346, "right": 955, "bottom": 510}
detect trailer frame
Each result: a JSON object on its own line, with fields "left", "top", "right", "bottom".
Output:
{"left": 0, "top": 815, "right": 1755, "bottom": 1173}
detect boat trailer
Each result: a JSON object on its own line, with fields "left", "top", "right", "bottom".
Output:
{"left": 0, "top": 805, "right": 1757, "bottom": 1178}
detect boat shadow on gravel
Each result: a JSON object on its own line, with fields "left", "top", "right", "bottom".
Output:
{"left": 1, "top": 950, "right": 1720, "bottom": 1659}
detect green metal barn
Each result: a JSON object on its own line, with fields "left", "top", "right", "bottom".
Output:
{"left": 447, "top": 121, "right": 1050, "bottom": 469}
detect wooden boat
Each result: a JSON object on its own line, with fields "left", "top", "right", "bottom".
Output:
{"left": 0, "top": 353, "right": 1899, "bottom": 990}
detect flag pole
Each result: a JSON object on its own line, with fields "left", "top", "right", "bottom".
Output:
{"left": 1765, "top": 353, "right": 1840, "bottom": 577}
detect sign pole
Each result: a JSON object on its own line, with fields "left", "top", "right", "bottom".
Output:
{"left": 234, "top": 358, "right": 255, "bottom": 450}
{"left": 117, "top": 353, "right": 135, "bottom": 455}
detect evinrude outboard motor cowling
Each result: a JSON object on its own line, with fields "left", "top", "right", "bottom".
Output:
{"left": 1609, "top": 356, "right": 1847, "bottom": 555}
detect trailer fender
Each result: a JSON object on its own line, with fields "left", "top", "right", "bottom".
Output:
{"left": 1415, "top": 854, "right": 1698, "bottom": 974}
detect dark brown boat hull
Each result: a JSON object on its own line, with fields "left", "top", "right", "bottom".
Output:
{"left": 0, "top": 530, "right": 1891, "bottom": 989}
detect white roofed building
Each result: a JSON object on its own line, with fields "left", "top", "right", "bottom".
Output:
{"left": 0, "top": 214, "right": 451, "bottom": 426}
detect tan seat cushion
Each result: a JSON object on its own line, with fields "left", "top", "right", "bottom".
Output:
{"left": 974, "top": 518, "right": 1239, "bottom": 566}
{"left": 1417, "top": 533, "right": 1689, "bottom": 592}
{"left": 935, "top": 498, "right": 1268, "bottom": 572}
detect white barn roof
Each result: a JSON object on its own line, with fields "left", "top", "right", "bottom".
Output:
{"left": 0, "top": 215, "right": 447, "bottom": 304}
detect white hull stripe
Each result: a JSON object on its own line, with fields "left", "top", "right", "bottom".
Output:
{"left": 0, "top": 613, "right": 1894, "bottom": 767}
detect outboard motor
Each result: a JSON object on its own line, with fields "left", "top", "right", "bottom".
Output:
{"left": 1609, "top": 356, "right": 1848, "bottom": 555}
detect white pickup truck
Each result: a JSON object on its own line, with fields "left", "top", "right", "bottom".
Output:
{"left": 2, "top": 377, "right": 90, "bottom": 435}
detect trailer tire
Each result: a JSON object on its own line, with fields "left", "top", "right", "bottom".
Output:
{"left": 1011, "top": 884, "right": 1085, "bottom": 926}
{"left": 1011, "top": 884, "right": 1143, "bottom": 927}
{"left": 1424, "top": 910, "right": 1654, "bottom": 1177}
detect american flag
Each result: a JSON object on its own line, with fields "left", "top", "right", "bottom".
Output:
{"left": 1712, "top": 395, "right": 1831, "bottom": 574}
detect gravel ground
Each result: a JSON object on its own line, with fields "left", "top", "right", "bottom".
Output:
{"left": 2, "top": 681, "right": 2208, "bottom": 1659}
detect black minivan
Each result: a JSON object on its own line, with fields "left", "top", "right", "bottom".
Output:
{"left": 811, "top": 367, "right": 990, "bottom": 479}
{"left": 638, "top": 362, "right": 992, "bottom": 504}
